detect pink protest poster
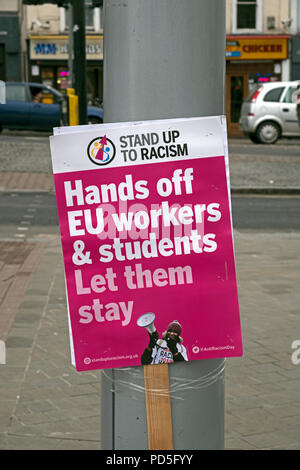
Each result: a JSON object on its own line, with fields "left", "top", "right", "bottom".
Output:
{"left": 50, "top": 116, "right": 243, "bottom": 371}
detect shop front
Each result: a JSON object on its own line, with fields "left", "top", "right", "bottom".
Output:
{"left": 226, "top": 35, "right": 290, "bottom": 137}
{"left": 28, "top": 35, "right": 103, "bottom": 103}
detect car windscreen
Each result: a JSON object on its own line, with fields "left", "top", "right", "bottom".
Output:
{"left": 6, "top": 85, "right": 27, "bottom": 102}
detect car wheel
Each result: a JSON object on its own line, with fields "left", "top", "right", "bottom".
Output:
{"left": 88, "top": 116, "right": 102, "bottom": 125}
{"left": 255, "top": 121, "right": 281, "bottom": 144}
{"left": 248, "top": 133, "right": 260, "bottom": 144}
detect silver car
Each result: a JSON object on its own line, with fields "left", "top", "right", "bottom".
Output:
{"left": 239, "top": 80, "right": 300, "bottom": 144}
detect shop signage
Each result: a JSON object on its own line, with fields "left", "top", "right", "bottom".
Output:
{"left": 30, "top": 35, "right": 103, "bottom": 60}
{"left": 226, "top": 36, "right": 288, "bottom": 60}
{"left": 50, "top": 116, "right": 243, "bottom": 372}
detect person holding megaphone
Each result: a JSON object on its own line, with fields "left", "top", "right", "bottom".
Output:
{"left": 139, "top": 317, "right": 188, "bottom": 365}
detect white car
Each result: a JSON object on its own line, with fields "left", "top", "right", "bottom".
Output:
{"left": 239, "top": 80, "right": 300, "bottom": 144}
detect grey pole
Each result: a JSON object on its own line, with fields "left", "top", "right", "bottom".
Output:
{"left": 72, "top": 0, "right": 87, "bottom": 124}
{"left": 67, "top": 4, "right": 73, "bottom": 88}
{"left": 101, "top": 0, "right": 226, "bottom": 450}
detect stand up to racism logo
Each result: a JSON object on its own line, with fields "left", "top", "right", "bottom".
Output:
{"left": 87, "top": 135, "right": 116, "bottom": 166}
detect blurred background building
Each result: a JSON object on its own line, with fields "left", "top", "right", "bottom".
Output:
{"left": 0, "top": 0, "right": 300, "bottom": 135}
{"left": 25, "top": 1, "right": 103, "bottom": 105}
{"left": 226, "top": 0, "right": 300, "bottom": 135}
{"left": 0, "top": 0, "right": 23, "bottom": 83}
{"left": 0, "top": 0, "right": 103, "bottom": 105}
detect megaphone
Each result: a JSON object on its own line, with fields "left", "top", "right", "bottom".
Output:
{"left": 137, "top": 312, "right": 156, "bottom": 334}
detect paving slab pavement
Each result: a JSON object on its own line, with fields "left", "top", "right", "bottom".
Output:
{"left": 225, "top": 231, "right": 300, "bottom": 450}
{"left": 0, "top": 236, "right": 101, "bottom": 450}
{"left": 0, "top": 228, "right": 299, "bottom": 450}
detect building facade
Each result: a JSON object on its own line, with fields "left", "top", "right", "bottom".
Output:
{"left": 23, "top": 1, "right": 103, "bottom": 102}
{"left": 226, "top": 0, "right": 300, "bottom": 136}
{"left": 290, "top": 0, "right": 300, "bottom": 79}
{"left": 5, "top": 1, "right": 300, "bottom": 133}
{"left": 0, "top": 0, "right": 23, "bottom": 82}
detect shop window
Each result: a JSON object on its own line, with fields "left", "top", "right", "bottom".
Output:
{"left": 233, "top": 0, "right": 262, "bottom": 32}
{"left": 263, "top": 87, "right": 285, "bottom": 102}
{"left": 41, "top": 67, "right": 55, "bottom": 88}
{"left": 249, "top": 73, "right": 281, "bottom": 89}
{"left": 87, "top": 66, "right": 103, "bottom": 104}
{"left": 57, "top": 68, "right": 70, "bottom": 92}
{"left": 0, "top": 45, "right": 5, "bottom": 81}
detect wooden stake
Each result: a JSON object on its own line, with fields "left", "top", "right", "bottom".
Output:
{"left": 144, "top": 363, "right": 174, "bottom": 450}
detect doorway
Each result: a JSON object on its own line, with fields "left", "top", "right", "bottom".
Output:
{"left": 226, "top": 73, "right": 248, "bottom": 137}
{"left": 0, "top": 45, "right": 5, "bottom": 81}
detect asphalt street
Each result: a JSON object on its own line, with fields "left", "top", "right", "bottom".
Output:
{"left": 0, "top": 132, "right": 300, "bottom": 234}
{"left": 228, "top": 138, "right": 300, "bottom": 157}
{"left": 0, "top": 191, "right": 300, "bottom": 235}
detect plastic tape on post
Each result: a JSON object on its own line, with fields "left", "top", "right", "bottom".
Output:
{"left": 101, "top": 360, "right": 225, "bottom": 400}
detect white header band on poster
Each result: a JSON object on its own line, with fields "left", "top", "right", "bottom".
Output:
{"left": 50, "top": 116, "right": 226, "bottom": 174}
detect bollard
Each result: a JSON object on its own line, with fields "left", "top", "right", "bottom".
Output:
{"left": 0, "top": 81, "right": 5, "bottom": 104}
{"left": 0, "top": 339, "right": 6, "bottom": 365}
{"left": 101, "top": 0, "right": 226, "bottom": 450}
{"left": 67, "top": 88, "right": 79, "bottom": 126}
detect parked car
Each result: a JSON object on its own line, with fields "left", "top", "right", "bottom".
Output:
{"left": 239, "top": 80, "right": 300, "bottom": 144}
{"left": 0, "top": 82, "right": 103, "bottom": 132}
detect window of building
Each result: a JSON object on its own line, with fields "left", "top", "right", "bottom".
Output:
{"left": 237, "top": 0, "right": 256, "bottom": 29}
{"left": 60, "top": 1, "right": 102, "bottom": 32}
{"left": 85, "top": 4, "right": 94, "bottom": 29}
{"left": 0, "top": 45, "right": 5, "bottom": 81}
{"left": 232, "top": 0, "right": 262, "bottom": 32}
